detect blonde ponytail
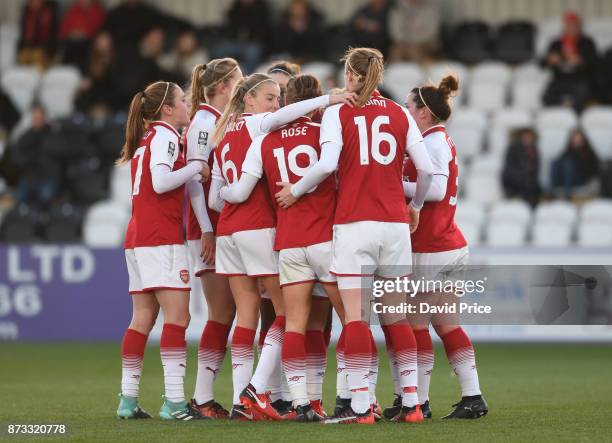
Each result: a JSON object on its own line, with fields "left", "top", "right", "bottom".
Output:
{"left": 342, "top": 47, "right": 384, "bottom": 107}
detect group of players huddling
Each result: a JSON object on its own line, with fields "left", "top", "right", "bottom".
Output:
{"left": 115, "top": 46, "right": 488, "bottom": 424}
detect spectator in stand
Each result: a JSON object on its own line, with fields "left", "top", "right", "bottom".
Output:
{"left": 211, "top": 0, "right": 271, "bottom": 73}
{"left": 389, "top": 0, "right": 441, "bottom": 64}
{"left": 75, "top": 32, "right": 116, "bottom": 118}
{"left": 110, "top": 27, "right": 182, "bottom": 110}
{"left": 348, "top": 0, "right": 391, "bottom": 57}
{"left": 542, "top": 11, "right": 598, "bottom": 112}
{"left": 59, "top": 0, "right": 106, "bottom": 72}
{"left": 551, "top": 129, "right": 600, "bottom": 199}
{"left": 274, "top": 0, "right": 325, "bottom": 62}
{"left": 159, "top": 29, "right": 209, "bottom": 84}
{"left": 9, "top": 105, "right": 60, "bottom": 207}
{"left": 17, "top": 0, "right": 59, "bottom": 70}
{"left": 104, "top": 0, "right": 166, "bottom": 48}
{"left": 502, "top": 128, "right": 541, "bottom": 207}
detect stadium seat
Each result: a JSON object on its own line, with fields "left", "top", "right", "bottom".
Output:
{"left": 510, "top": 63, "right": 550, "bottom": 111}
{"left": 0, "top": 25, "right": 19, "bottom": 70}
{"left": 383, "top": 62, "right": 424, "bottom": 102}
{"left": 534, "top": 201, "right": 578, "bottom": 226}
{"left": 577, "top": 221, "right": 612, "bottom": 247}
{"left": 43, "top": 204, "right": 83, "bottom": 243}
{"left": 584, "top": 18, "right": 612, "bottom": 53}
{"left": 455, "top": 199, "right": 486, "bottom": 225}
{"left": 580, "top": 106, "right": 612, "bottom": 160}
{"left": 485, "top": 221, "right": 527, "bottom": 246}
{"left": 488, "top": 107, "right": 533, "bottom": 154}
{"left": 489, "top": 199, "right": 532, "bottom": 225}
{"left": 580, "top": 199, "right": 612, "bottom": 223}
{"left": 451, "top": 21, "right": 492, "bottom": 65}
{"left": 457, "top": 219, "right": 482, "bottom": 246}
{"left": 301, "top": 62, "right": 336, "bottom": 82}
{"left": 446, "top": 108, "right": 487, "bottom": 159}
{"left": 40, "top": 66, "right": 82, "bottom": 119}
{"left": 426, "top": 61, "right": 468, "bottom": 104}
{"left": 536, "top": 107, "right": 578, "bottom": 160}
{"left": 470, "top": 61, "right": 512, "bottom": 86}
{"left": 110, "top": 163, "right": 133, "bottom": 209}
{"left": 465, "top": 175, "right": 502, "bottom": 206}
{"left": 531, "top": 221, "right": 573, "bottom": 247}
{"left": 535, "top": 17, "right": 562, "bottom": 56}
{"left": 83, "top": 200, "right": 129, "bottom": 247}
{"left": 1, "top": 66, "right": 41, "bottom": 112}
{"left": 467, "top": 81, "right": 507, "bottom": 112}
{"left": 0, "top": 204, "right": 39, "bottom": 243}
{"left": 494, "top": 21, "right": 535, "bottom": 65}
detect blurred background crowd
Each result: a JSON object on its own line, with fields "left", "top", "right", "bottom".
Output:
{"left": 0, "top": 0, "right": 612, "bottom": 248}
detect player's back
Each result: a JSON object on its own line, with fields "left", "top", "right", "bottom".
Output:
{"left": 125, "top": 121, "right": 185, "bottom": 248}
{"left": 215, "top": 113, "right": 276, "bottom": 236}
{"left": 321, "top": 90, "right": 410, "bottom": 225}
{"left": 259, "top": 117, "right": 336, "bottom": 250}
{"left": 405, "top": 125, "right": 466, "bottom": 252}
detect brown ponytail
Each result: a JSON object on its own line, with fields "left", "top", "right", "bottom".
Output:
{"left": 285, "top": 74, "right": 322, "bottom": 105}
{"left": 410, "top": 74, "right": 459, "bottom": 122}
{"left": 189, "top": 58, "right": 240, "bottom": 118}
{"left": 213, "top": 73, "right": 276, "bottom": 146}
{"left": 341, "top": 47, "right": 384, "bottom": 107}
{"left": 117, "top": 81, "right": 178, "bottom": 164}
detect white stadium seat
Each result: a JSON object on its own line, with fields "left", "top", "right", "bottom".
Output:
{"left": 467, "top": 81, "right": 507, "bottom": 112}
{"left": 488, "top": 107, "right": 533, "bottom": 154}
{"left": 580, "top": 199, "right": 612, "bottom": 224}
{"left": 465, "top": 175, "right": 502, "bottom": 206}
{"left": 534, "top": 201, "right": 578, "bottom": 226}
{"left": 489, "top": 199, "right": 532, "bottom": 225}
{"left": 383, "top": 62, "right": 424, "bottom": 102}
{"left": 455, "top": 200, "right": 486, "bottom": 227}
{"left": 584, "top": 18, "right": 612, "bottom": 53}
{"left": 531, "top": 221, "right": 573, "bottom": 247}
{"left": 83, "top": 200, "right": 130, "bottom": 248}
{"left": 0, "top": 25, "right": 19, "bottom": 70}
{"left": 536, "top": 107, "right": 578, "bottom": 159}
{"left": 110, "top": 163, "right": 133, "bottom": 209}
{"left": 301, "top": 62, "right": 336, "bottom": 82}
{"left": 447, "top": 108, "right": 487, "bottom": 159}
{"left": 471, "top": 61, "right": 512, "bottom": 86}
{"left": 486, "top": 221, "right": 527, "bottom": 247}
{"left": 510, "top": 63, "right": 550, "bottom": 111}
{"left": 536, "top": 18, "right": 562, "bottom": 56}
{"left": 577, "top": 221, "right": 612, "bottom": 247}
{"left": 427, "top": 60, "right": 469, "bottom": 105}
{"left": 1, "top": 66, "right": 41, "bottom": 112}
{"left": 581, "top": 106, "right": 612, "bottom": 160}
{"left": 457, "top": 219, "right": 482, "bottom": 246}
{"left": 40, "top": 66, "right": 82, "bottom": 118}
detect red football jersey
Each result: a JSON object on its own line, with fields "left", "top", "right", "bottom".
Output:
{"left": 185, "top": 104, "right": 220, "bottom": 240}
{"left": 214, "top": 113, "right": 276, "bottom": 236}
{"left": 320, "top": 90, "right": 422, "bottom": 225}
{"left": 242, "top": 117, "right": 336, "bottom": 250}
{"left": 124, "top": 121, "right": 186, "bottom": 248}
{"left": 404, "top": 125, "right": 467, "bottom": 253}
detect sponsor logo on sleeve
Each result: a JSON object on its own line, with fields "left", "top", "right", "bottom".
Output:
{"left": 198, "top": 131, "right": 209, "bottom": 154}
{"left": 168, "top": 141, "right": 176, "bottom": 161}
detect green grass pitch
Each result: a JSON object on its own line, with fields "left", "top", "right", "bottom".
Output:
{"left": 1, "top": 342, "right": 611, "bottom": 442}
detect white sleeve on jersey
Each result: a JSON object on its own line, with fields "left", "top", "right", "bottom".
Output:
{"left": 186, "top": 113, "right": 215, "bottom": 162}
{"left": 425, "top": 133, "right": 452, "bottom": 176}
{"left": 405, "top": 135, "right": 434, "bottom": 211}
{"left": 402, "top": 108, "right": 425, "bottom": 149}
{"left": 319, "top": 104, "right": 343, "bottom": 149}
{"left": 242, "top": 135, "right": 265, "bottom": 178}
{"left": 187, "top": 180, "right": 214, "bottom": 233}
{"left": 220, "top": 174, "right": 259, "bottom": 204}
{"left": 151, "top": 162, "right": 201, "bottom": 194}
{"left": 208, "top": 155, "right": 225, "bottom": 212}
{"left": 150, "top": 128, "right": 179, "bottom": 168}
{"left": 403, "top": 174, "right": 448, "bottom": 202}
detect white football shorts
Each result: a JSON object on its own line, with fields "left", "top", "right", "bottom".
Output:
{"left": 216, "top": 228, "right": 279, "bottom": 277}
{"left": 126, "top": 244, "right": 191, "bottom": 294}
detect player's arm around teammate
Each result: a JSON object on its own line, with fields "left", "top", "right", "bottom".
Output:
{"left": 117, "top": 81, "right": 208, "bottom": 421}
{"left": 184, "top": 59, "right": 243, "bottom": 418}
{"left": 401, "top": 76, "right": 488, "bottom": 420}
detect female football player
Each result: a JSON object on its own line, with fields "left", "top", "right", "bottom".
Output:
{"left": 208, "top": 73, "right": 356, "bottom": 420}
{"left": 392, "top": 75, "right": 488, "bottom": 420}
{"left": 276, "top": 47, "right": 434, "bottom": 424}
{"left": 116, "top": 81, "right": 208, "bottom": 421}
{"left": 185, "top": 58, "right": 242, "bottom": 418}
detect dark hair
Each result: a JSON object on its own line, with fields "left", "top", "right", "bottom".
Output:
{"left": 189, "top": 58, "right": 239, "bottom": 117}
{"left": 118, "top": 81, "right": 178, "bottom": 164}
{"left": 267, "top": 61, "right": 301, "bottom": 78}
{"left": 411, "top": 75, "right": 459, "bottom": 122}
{"left": 341, "top": 47, "right": 384, "bottom": 107}
{"left": 285, "top": 74, "right": 322, "bottom": 105}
